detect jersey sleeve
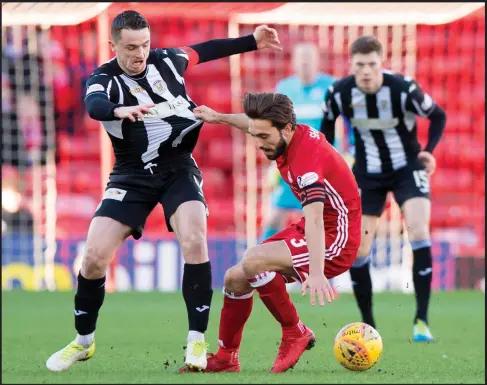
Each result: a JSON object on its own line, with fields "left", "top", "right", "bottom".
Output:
{"left": 292, "top": 147, "right": 327, "bottom": 207}
{"left": 320, "top": 84, "right": 341, "bottom": 145}
{"left": 322, "top": 84, "right": 340, "bottom": 122}
{"left": 405, "top": 79, "right": 437, "bottom": 117}
{"left": 84, "top": 73, "right": 119, "bottom": 103}
{"left": 84, "top": 73, "right": 122, "bottom": 121}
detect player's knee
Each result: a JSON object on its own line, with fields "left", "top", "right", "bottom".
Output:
{"left": 179, "top": 231, "right": 208, "bottom": 263}
{"left": 241, "top": 248, "right": 265, "bottom": 277}
{"left": 81, "top": 245, "right": 111, "bottom": 279}
{"left": 223, "top": 266, "right": 250, "bottom": 293}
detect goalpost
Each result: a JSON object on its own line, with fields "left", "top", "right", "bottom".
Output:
{"left": 2, "top": 2, "right": 112, "bottom": 291}
{"left": 229, "top": 2, "right": 484, "bottom": 292}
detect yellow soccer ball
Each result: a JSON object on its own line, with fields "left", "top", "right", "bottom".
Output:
{"left": 333, "top": 322, "right": 383, "bottom": 371}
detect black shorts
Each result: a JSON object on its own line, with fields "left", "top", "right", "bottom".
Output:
{"left": 353, "top": 159, "right": 430, "bottom": 217}
{"left": 93, "top": 157, "right": 207, "bottom": 239}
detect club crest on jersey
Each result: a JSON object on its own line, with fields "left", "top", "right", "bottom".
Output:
{"left": 287, "top": 171, "right": 293, "bottom": 183}
{"left": 297, "top": 172, "right": 319, "bottom": 188}
{"left": 380, "top": 100, "right": 388, "bottom": 110}
{"left": 152, "top": 79, "right": 167, "bottom": 96}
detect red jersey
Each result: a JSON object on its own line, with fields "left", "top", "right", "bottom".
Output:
{"left": 276, "top": 124, "right": 362, "bottom": 256}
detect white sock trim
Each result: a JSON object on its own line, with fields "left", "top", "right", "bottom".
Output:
{"left": 223, "top": 289, "right": 254, "bottom": 299}
{"left": 249, "top": 271, "right": 276, "bottom": 288}
{"left": 187, "top": 330, "right": 205, "bottom": 343}
{"left": 76, "top": 332, "right": 94, "bottom": 347}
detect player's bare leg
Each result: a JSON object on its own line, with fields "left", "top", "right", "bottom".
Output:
{"left": 171, "top": 201, "right": 213, "bottom": 370}
{"left": 402, "top": 197, "right": 434, "bottom": 342}
{"left": 46, "top": 217, "right": 131, "bottom": 372}
{"left": 350, "top": 215, "right": 380, "bottom": 329}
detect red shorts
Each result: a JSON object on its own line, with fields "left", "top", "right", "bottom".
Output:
{"left": 262, "top": 222, "right": 359, "bottom": 283}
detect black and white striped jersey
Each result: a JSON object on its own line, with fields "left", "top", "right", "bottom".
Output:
{"left": 84, "top": 48, "right": 202, "bottom": 173}
{"left": 321, "top": 71, "right": 437, "bottom": 174}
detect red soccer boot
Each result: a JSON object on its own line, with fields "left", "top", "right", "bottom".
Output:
{"left": 270, "top": 324, "right": 316, "bottom": 373}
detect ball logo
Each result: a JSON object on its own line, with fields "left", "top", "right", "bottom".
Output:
{"left": 297, "top": 172, "right": 319, "bottom": 188}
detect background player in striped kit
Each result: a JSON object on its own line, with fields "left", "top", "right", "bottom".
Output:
{"left": 45, "top": 10, "right": 282, "bottom": 372}
{"left": 321, "top": 36, "right": 447, "bottom": 341}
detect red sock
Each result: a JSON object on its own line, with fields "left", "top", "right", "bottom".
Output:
{"left": 249, "top": 272, "right": 303, "bottom": 334}
{"left": 216, "top": 291, "right": 253, "bottom": 360}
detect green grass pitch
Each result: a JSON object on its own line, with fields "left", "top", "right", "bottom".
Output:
{"left": 2, "top": 290, "right": 484, "bottom": 383}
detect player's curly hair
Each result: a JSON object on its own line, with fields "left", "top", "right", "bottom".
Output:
{"left": 350, "top": 36, "right": 383, "bottom": 56}
{"left": 111, "top": 10, "right": 150, "bottom": 42}
{"left": 242, "top": 92, "right": 297, "bottom": 131}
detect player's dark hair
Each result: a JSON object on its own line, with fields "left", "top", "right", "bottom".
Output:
{"left": 111, "top": 10, "right": 150, "bottom": 42}
{"left": 243, "top": 92, "right": 297, "bottom": 131}
{"left": 350, "top": 36, "right": 383, "bottom": 56}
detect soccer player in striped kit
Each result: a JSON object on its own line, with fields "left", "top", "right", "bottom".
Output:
{"left": 320, "top": 36, "right": 447, "bottom": 341}
{"left": 46, "top": 10, "right": 282, "bottom": 372}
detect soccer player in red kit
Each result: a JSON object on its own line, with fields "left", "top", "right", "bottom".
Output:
{"left": 183, "top": 92, "right": 362, "bottom": 373}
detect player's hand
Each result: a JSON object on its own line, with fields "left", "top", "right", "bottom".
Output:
{"left": 113, "top": 104, "right": 155, "bottom": 122}
{"left": 301, "top": 273, "right": 335, "bottom": 307}
{"left": 193, "top": 105, "right": 222, "bottom": 124}
{"left": 253, "top": 25, "right": 282, "bottom": 51}
{"left": 418, "top": 151, "right": 436, "bottom": 176}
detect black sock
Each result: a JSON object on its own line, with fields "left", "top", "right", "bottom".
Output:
{"left": 182, "top": 261, "right": 213, "bottom": 333}
{"left": 412, "top": 245, "right": 433, "bottom": 324}
{"left": 74, "top": 273, "right": 106, "bottom": 335}
{"left": 350, "top": 263, "right": 375, "bottom": 329}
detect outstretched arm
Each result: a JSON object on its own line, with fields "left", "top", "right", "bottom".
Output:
{"left": 179, "top": 25, "right": 281, "bottom": 69}
{"left": 193, "top": 105, "right": 250, "bottom": 133}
